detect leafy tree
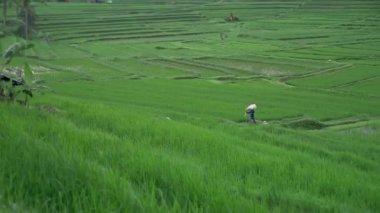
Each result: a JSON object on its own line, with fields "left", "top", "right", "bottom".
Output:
{"left": 2, "top": 0, "right": 47, "bottom": 39}
{"left": 22, "top": 0, "right": 46, "bottom": 40}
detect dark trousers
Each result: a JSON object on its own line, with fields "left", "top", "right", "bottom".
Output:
{"left": 249, "top": 112, "right": 256, "bottom": 124}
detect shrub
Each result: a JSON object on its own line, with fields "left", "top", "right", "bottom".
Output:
{"left": 1, "top": 42, "right": 46, "bottom": 106}
{"left": 225, "top": 13, "right": 239, "bottom": 22}
{"left": 284, "top": 118, "right": 326, "bottom": 130}
{"left": 0, "top": 65, "right": 45, "bottom": 106}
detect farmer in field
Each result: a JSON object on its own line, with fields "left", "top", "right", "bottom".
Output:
{"left": 246, "top": 104, "right": 257, "bottom": 124}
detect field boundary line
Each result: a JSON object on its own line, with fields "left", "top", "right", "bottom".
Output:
{"left": 280, "top": 63, "right": 352, "bottom": 82}
{"left": 328, "top": 76, "right": 379, "bottom": 89}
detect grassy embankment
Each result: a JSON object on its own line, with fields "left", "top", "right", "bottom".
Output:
{"left": 1, "top": 0, "right": 380, "bottom": 211}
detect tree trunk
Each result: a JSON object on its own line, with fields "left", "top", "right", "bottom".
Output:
{"left": 16, "top": 4, "right": 20, "bottom": 16}
{"left": 3, "top": 0, "right": 7, "bottom": 25}
{"left": 23, "top": 0, "right": 29, "bottom": 40}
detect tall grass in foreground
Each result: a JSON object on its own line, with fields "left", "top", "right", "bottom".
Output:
{"left": 1, "top": 99, "right": 379, "bottom": 212}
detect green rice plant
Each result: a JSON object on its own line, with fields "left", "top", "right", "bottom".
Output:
{"left": 1, "top": 98, "right": 379, "bottom": 212}
{"left": 1, "top": 0, "right": 380, "bottom": 211}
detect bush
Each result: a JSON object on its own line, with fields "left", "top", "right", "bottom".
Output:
{"left": 1, "top": 43, "right": 46, "bottom": 106}
{"left": 1, "top": 20, "right": 24, "bottom": 37}
{"left": 0, "top": 66, "right": 32, "bottom": 106}
{"left": 225, "top": 13, "right": 239, "bottom": 22}
{"left": 284, "top": 118, "right": 326, "bottom": 130}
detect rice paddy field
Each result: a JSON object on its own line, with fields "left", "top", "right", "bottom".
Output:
{"left": 1, "top": 0, "right": 380, "bottom": 212}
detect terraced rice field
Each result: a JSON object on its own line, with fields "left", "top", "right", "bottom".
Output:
{"left": 1, "top": 0, "right": 380, "bottom": 212}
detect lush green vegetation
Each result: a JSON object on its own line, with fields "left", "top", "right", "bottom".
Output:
{"left": 1, "top": 0, "right": 380, "bottom": 212}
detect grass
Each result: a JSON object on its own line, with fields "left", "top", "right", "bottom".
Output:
{"left": 1, "top": 99, "right": 379, "bottom": 212}
{"left": 1, "top": 0, "right": 380, "bottom": 212}
{"left": 288, "top": 65, "right": 379, "bottom": 89}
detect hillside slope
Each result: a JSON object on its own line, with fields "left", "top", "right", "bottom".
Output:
{"left": 1, "top": 0, "right": 380, "bottom": 212}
